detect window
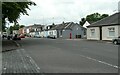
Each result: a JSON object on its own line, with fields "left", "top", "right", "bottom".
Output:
{"left": 90, "top": 29, "right": 95, "bottom": 37}
{"left": 49, "top": 32, "right": 53, "bottom": 35}
{"left": 54, "top": 31, "right": 57, "bottom": 34}
{"left": 108, "top": 28, "right": 115, "bottom": 37}
{"left": 84, "top": 30, "right": 86, "bottom": 35}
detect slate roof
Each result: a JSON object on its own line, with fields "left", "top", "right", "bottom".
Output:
{"left": 87, "top": 12, "right": 120, "bottom": 27}
{"left": 50, "top": 22, "right": 78, "bottom": 30}
{"left": 87, "top": 21, "right": 94, "bottom": 24}
{"left": 25, "top": 24, "right": 44, "bottom": 29}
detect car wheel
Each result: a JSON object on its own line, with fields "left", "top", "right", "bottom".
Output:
{"left": 113, "top": 40, "right": 118, "bottom": 45}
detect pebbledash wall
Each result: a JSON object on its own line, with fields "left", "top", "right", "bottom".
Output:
{"left": 102, "top": 25, "right": 120, "bottom": 40}
{"left": 87, "top": 25, "right": 120, "bottom": 40}
{"left": 87, "top": 27, "right": 100, "bottom": 40}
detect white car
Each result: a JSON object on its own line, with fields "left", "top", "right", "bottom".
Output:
{"left": 34, "top": 34, "right": 41, "bottom": 38}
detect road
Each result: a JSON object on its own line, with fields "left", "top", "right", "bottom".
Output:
{"left": 17, "top": 38, "right": 119, "bottom": 73}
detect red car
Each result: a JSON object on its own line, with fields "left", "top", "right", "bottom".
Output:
{"left": 18, "top": 34, "right": 25, "bottom": 38}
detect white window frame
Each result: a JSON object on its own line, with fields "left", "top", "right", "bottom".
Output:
{"left": 90, "top": 29, "right": 95, "bottom": 37}
{"left": 108, "top": 27, "right": 115, "bottom": 37}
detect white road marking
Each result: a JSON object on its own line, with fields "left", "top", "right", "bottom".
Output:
{"left": 79, "top": 54, "right": 119, "bottom": 69}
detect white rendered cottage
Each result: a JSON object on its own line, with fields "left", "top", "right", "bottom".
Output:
{"left": 87, "top": 12, "right": 120, "bottom": 40}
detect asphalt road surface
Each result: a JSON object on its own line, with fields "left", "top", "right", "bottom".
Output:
{"left": 17, "top": 38, "right": 119, "bottom": 73}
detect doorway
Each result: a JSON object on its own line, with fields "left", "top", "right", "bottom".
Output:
{"left": 99, "top": 26, "right": 102, "bottom": 40}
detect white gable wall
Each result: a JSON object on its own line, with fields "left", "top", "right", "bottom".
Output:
{"left": 87, "top": 27, "right": 100, "bottom": 40}
{"left": 83, "top": 21, "right": 90, "bottom": 28}
{"left": 102, "top": 25, "right": 119, "bottom": 40}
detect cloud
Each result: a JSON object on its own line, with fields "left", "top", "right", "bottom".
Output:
{"left": 17, "top": 0, "right": 119, "bottom": 26}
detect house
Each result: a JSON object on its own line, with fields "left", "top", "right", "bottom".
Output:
{"left": 82, "top": 21, "right": 93, "bottom": 38}
{"left": 87, "top": 12, "right": 120, "bottom": 40}
{"left": 24, "top": 24, "right": 44, "bottom": 37}
{"left": 19, "top": 28, "right": 25, "bottom": 35}
{"left": 49, "top": 22, "right": 86, "bottom": 39}
{"left": 40, "top": 25, "right": 57, "bottom": 38}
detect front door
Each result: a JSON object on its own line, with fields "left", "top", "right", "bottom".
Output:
{"left": 99, "top": 26, "right": 102, "bottom": 40}
{"left": 57, "top": 30, "right": 59, "bottom": 38}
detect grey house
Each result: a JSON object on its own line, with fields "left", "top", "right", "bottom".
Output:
{"left": 49, "top": 22, "right": 86, "bottom": 39}
{"left": 87, "top": 12, "right": 120, "bottom": 40}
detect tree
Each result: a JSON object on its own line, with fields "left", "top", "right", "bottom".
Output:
{"left": 100, "top": 14, "right": 109, "bottom": 19}
{"left": 2, "top": 1, "right": 36, "bottom": 31}
{"left": 79, "top": 18, "right": 86, "bottom": 26}
{"left": 52, "top": 23, "right": 55, "bottom": 25}
{"left": 20, "top": 25, "right": 25, "bottom": 28}
{"left": 79, "top": 13, "right": 109, "bottom": 26}
{"left": 9, "top": 24, "right": 25, "bottom": 34}
{"left": 86, "top": 13, "right": 101, "bottom": 22}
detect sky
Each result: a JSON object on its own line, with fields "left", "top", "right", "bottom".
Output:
{"left": 17, "top": 0, "right": 120, "bottom": 26}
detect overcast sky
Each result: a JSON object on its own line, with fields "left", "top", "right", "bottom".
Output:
{"left": 17, "top": 0, "right": 119, "bottom": 26}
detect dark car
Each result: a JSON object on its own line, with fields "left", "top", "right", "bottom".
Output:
{"left": 12, "top": 34, "right": 21, "bottom": 40}
{"left": 112, "top": 36, "right": 120, "bottom": 45}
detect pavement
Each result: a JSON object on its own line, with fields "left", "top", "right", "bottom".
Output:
{"left": 2, "top": 40, "right": 41, "bottom": 74}
{"left": 16, "top": 38, "right": 119, "bottom": 73}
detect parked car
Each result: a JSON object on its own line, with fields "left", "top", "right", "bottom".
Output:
{"left": 47, "top": 35, "right": 56, "bottom": 39}
{"left": 112, "top": 36, "right": 120, "bottom": 45}
{"left": 12, "top": 34, "right": 21, "bottom": 40}
{"left": 19, "top": 34, "right": 25, "bottom": 38}
{"left": 34, "top": 34, "right": 41, "bottom": 38}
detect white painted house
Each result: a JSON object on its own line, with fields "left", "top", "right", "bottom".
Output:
{"left": 41, "top": 25, "right": 57, "bottom": 38}
{"left": 87, "top": 12, "right": 120, "bottom": 40}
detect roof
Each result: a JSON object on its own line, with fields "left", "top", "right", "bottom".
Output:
{"left": 87, "top": 21, "right": 94, "bottom": 24}
{"left": 44, "top": 25, "right": 57, "bottom": 31}
{"left": 50, "top": 22, "right": 86, "bottom": 30}
{"left": 25, "top": 24, "right": 44, "bottom": 28}
{"left": 50, "top": 22, "right": 75, "bottom": 30}
{"left": 87, "top": 12, "right": 120, "bottom": 27}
